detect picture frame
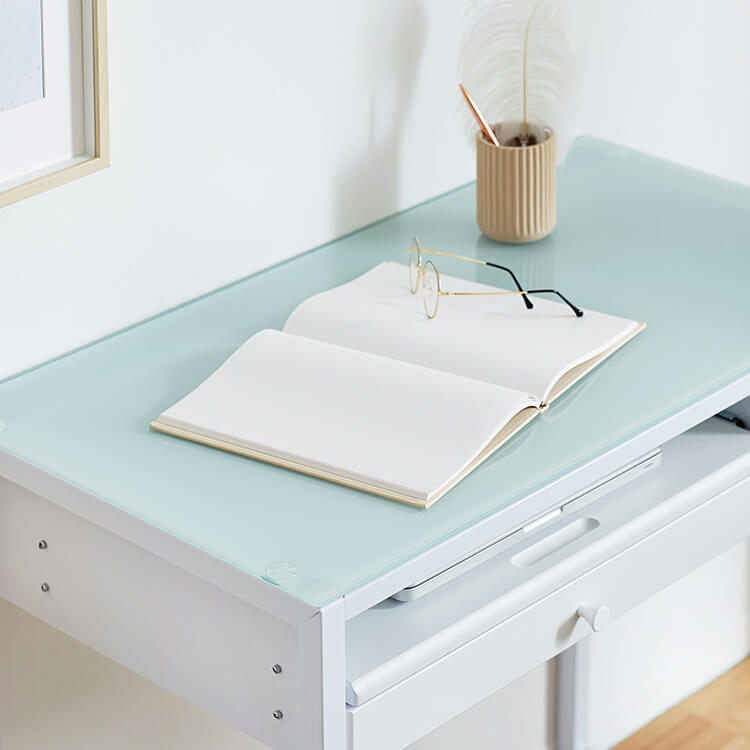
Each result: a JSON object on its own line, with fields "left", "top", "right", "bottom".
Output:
{"left": 0, "top": 0, "right": 109, "bottom": 208}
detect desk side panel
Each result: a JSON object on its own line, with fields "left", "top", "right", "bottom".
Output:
{"left": 0, "top": 477, "right": 316, "bottom": 750}
{"left": 0, "top": 448, "right": 316, "bottom": 626}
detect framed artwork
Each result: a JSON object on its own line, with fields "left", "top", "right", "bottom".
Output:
{"left": 0, "top": 0, "right": 109, "bottom": 208}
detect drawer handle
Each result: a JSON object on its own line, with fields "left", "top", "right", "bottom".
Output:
{"left": 511, "top": 518, "right": 599, "bottom": 567}
{"left": 577, "top": 605, "right": 609, "bottom": 632}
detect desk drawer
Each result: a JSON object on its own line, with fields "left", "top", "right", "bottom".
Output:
{"left": 0, "top": 479, "right": 302, "bottom": 750}
{"left": 346, "top": 420, "right": 750, "bottom": 750}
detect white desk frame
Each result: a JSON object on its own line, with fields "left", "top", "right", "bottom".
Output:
{"left": 2, "top": 375, "right": 750, "bottom": 750}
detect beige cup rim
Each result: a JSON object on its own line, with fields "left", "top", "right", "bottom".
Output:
{"left": 477, "top": 124, "right": 555, "bottom": 150}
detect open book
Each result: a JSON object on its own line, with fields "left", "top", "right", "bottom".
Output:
{"left": 151, "top": 262, "right": 644, "bottom": 508}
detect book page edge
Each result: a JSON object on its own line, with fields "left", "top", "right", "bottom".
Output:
{"left": 422, "top": 404, "right": 541, "bottom": 508}
{"left": 149, "top": 419, "right": 430, "bottom": 509}
{"left": 544, "top": 321, "right": 647, "bottom": 406}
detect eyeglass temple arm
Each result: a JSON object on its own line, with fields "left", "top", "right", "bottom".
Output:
{"left": 526, "top": 289, "right": 584, "bottom": 317}
{"left": 485, "top": 262, "right": 534, "bottom": 310}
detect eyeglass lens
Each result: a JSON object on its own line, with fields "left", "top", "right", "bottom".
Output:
{"left": 422, "top": 260, "right": 439, "bottom": 318}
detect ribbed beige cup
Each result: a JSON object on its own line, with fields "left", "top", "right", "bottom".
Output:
{"left": 476, "top": 126, "right": 556, "bottom": 243}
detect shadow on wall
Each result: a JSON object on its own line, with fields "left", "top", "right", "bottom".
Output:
{"left": 334, "top": 1, "right": 426, "bottom": 237}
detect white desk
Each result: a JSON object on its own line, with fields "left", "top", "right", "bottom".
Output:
{"left": 2, "top": 138, "right": 750, "bottom": 749}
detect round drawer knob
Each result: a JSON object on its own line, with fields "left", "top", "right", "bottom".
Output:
{"left": 577, "top": 605, "right": 610, "bottom": 632}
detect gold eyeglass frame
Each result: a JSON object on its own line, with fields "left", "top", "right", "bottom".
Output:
{"left": 408, "top": 237, "right": 584, "bottom": 320}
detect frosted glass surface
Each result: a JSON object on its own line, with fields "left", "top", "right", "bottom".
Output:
{"left": 1, "top": 138, "right": 749, "bottom": 606}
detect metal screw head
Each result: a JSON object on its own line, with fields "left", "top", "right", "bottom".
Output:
{"left": 272, "top": 709, "right": 283, "bottom": 720}
{"left": 38, "top": 540, "right": 48, "bottom": 550}
{"left": 40, "top": 582, "right": 50, "bottom": 592}
{"left": 272, "top": 663, "right": 282, "bottom": 674}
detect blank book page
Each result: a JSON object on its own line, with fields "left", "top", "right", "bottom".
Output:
{"left": 157, "top": 330, "right": 538, "bottom": 503}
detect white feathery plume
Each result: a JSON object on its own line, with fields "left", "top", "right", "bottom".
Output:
{"left": 458, "top": 0, "right": 579, "bottom": 161}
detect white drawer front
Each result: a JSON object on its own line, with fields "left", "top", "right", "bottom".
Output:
{"left": 348, "top": 471, "right": 750, "bottom": 750}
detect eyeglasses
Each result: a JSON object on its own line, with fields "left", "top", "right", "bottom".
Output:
{"left": 408, "top": 237, "right": 584, "bottom": 320}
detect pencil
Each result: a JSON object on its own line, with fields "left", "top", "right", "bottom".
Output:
{"left": 459, "top": 83, "right": 500, "bottom": 147}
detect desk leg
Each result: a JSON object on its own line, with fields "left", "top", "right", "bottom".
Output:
{"left": 556, "top": 636, "right": 594, "bottom": 750}
{"left": 300, "top": 598, "right": 347, "bottom": 750}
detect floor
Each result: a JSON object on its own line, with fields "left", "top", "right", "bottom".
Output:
{"left": 616, "top": 658, "right": 750, "bottom": 749}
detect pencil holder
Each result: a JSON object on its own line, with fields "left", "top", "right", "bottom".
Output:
{"left": 476, "top": 124, "right": 556, "bottom": 244}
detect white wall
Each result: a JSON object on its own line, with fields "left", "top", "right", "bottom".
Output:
{"left": 2, "top": 1, "right": 750, "bottom": 749}
{"left": 1, "top": 0, "right": 748, "bottom": 380}
{"left": 569, "top": 0, "right": 750, "bottom": 186}
{"left": 0, "top": 0, "right": 473, "bottom": 380}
